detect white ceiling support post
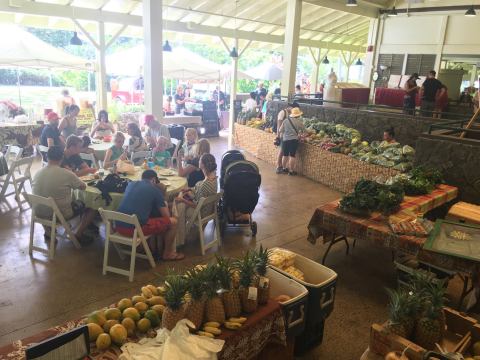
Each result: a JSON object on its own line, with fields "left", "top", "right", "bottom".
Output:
{"left": 434, "top": 15, "right": 449, "bottom": 75}
{"left": 341, "top": 51, "right": 356, "bottom": 82}
{"left": 281, "top": 0, "right": 302, "bottom": 99}
{"left": 363, "top": 18, "right": 379, "bottom": 87}
{"left": 309, "top": 47, "right": 321, "bottom": 94}
{"left": 143, "top": 0, "right": 164, "bottom": 121}
{"left": 97, "top": 21, "right": 107, "bottom": 111}
{"left": 470, "top": 65, "right": 477, "bottom": 87}
{"left": 228, "top": 38, "right": 239, "bottom": 149}
{"left": 369, "top": 15, "right": 384, "bottom": 100}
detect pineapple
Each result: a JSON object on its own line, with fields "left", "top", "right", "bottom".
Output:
{"left": 184, "top": 268, "right": 206, "bottom": 330}
{"left": 413, "top": 280, "right": 446, "bottom": 350}
{"left": 235, "top": 251, "right": 258, "bottom": 313}
{"left": 254, "top": 246, "right": 271, "bottom": 305}
{"left": 162, "top": 274, "right": 187, "bottom": 331}
{"left": 216, "top": 255, "right": 242, "bottom": 318}
{"left": 204, "top": 264, "right": 226, "bottom": 324}
{"left": 385, "top": 288, "right": 418, "bottom": 339}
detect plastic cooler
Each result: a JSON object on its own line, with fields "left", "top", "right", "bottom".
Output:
{"left": 267, "top": 267, "right": 308, "bottom": 337}
{"left": 269, "top": 248, "right": 338, "bottom": 354}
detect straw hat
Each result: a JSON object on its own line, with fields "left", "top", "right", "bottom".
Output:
{"left": 290, "top": 107, "right": 303, "bottom": 118}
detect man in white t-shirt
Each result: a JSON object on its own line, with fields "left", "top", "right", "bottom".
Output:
{"left": 244, "top": 92, "right": 257, "bottom": 112}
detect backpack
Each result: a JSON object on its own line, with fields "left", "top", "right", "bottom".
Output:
{"left": 89, "top": 173, "right": 131, "bottom": 206}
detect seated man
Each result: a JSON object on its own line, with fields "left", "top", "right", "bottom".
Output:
{"left": 61, "top": 135, "right": 97, "bottom": 177}
{"left": 32, "top": 146, "right": 95, "bottom": 243}
{"left": 40, "top": 112, "right": 65, "bottom": 148}
{"left": 116, "top": 170, "right": 183, "bottom": 261}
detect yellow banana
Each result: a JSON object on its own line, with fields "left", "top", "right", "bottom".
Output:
{"left": 204, "top": 322, "right": 221, "bottom": 328}
{"left": 197, "top": 331, "right": 214, "bottom": 338}
{"left": 203, "top": 326, "right": 222, "bottom": 335}
{"left": 228, "top": 317, "right": 247, "bottom": 324}
{"left": 224, "top": 322, "right": 242, "bottom": 330}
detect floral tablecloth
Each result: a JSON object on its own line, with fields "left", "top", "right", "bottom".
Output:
{"left": 0, "top": 123, "right": 43, "bottom": 155}
{"left": 0, "top": 300, "right": 286, "bottom": 360}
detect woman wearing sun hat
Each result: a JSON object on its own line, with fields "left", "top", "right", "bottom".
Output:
{"left": 277, "top": 106, "right": 305, "bottom": 176}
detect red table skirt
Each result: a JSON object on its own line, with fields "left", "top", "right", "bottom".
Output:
{"left": 374, "top": 88, "right": 420, "bottom": 108}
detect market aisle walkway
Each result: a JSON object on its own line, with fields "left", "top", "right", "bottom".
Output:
{"left": 0, "top": 133, "right": 398, "bottom": 359}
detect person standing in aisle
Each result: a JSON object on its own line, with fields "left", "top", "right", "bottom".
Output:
{"left": 256, "top": 82, "right": 267, "bottom": 104}
{"left": 403, "top": 73, "right": 420, "bottom": 115}
{"left": 420, "top": 70, "right": 444, "bottom": 117}
{"left": 278, "top": 107, "right": 305, "bottom": 176}
{"left": 275, "top": 102, "right": 299, "bottom": 174}
{"left": 174, "top": 86, "right": 186, "bottom": 114}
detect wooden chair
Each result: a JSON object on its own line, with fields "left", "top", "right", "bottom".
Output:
{"left": 0, "top": 156, "right": 33, "bottom": 209}
{"left": 98, "top": 208, "right": 156, "bottom": 282}
{"left": 79, "top": 152, "right": 97, "bottom": 169}
{"left": 130, "top": 150, "right": 151, "bottom": 165}
{"left": 36, "top": 144, "right": 49, "bottom": 167}
{"left": 185, "top": 192, "right": 223, "bottom": 255}
{"left": 23, "top": 193, "right": 81, "bottom": 259}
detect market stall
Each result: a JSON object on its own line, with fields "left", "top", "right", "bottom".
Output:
{"left": 161, "top": 114, "right": 202, "bottom": 127}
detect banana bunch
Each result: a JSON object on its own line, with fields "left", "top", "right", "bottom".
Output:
{"left": 224, "top": 317, "right": 247, "bottom": 330}
{"left": 284, "top": 266, "right": 305, "bottom": 281}
{"left": 199, "top": 322, "right": 222, "bottom": 337}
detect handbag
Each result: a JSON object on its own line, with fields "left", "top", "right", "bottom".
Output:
{"left": 273, "top": 137, "right": 281, "bottom": 146}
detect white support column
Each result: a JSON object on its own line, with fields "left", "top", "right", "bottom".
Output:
{"left": 309, "top": 48, "right": 321, "bottom": 94}
{"left": 363, "top": 18, "right": 379, "bottom": 87}
{"left": 470, "top": 65, "right": 477, "bottom": 86}
{"left": 369, "top": 16, "right": 384, "bottom": 100}
{"left": 434, "top": 15, "right": 449, "bottom": 74}
{"left": 143, "top": 0, "right": 164, "bottom": 120}
{"left": 96, "top": 21, "right": 107, "bottom": 111}
{"left": 281, "top": 0, "right": 302, "bottom": 98}
{"left": 228, "top": 38, "right": 239, "bottom": 149}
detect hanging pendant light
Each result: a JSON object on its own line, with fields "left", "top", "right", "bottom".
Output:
{"left": 465, "top": 5, "right": 477, "bottom": 16}
{"left": 163, "top": 40, "right": 172, "bottom": 52}
{"left": 70, "top": 31, "right": 82, "bottom": 46}
{"left": 388, "top": 6, "right": 398, "bottom": 16}
{"left": 355, "top": 59, "right": 363, "bottom": 66}
{"left": 229, "top": 47, "right": 239, "bottom": 58}
{"left": 322, "top": 56, "right": 330, "bottom": 65}
{"left": 346, "top": 0, "right": 357, "bottom": 6}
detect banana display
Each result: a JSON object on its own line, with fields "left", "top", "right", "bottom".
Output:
{"left": 197, "top": 317, "right": 247, "bottom": 337}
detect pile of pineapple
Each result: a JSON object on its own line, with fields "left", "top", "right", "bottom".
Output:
{"left": 85, "top": 247, "right": 277, "bottom": 350}
{"left": 385, "top": 273, "right": 447, "bottom": 351}
{"left": 269, "top": 248, "right": 305, "bottom": 282}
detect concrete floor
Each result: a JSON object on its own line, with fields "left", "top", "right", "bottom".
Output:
{"left": 0, "top": 133, "right": 403, "bottom": 359}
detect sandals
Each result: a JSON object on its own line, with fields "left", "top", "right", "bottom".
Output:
{"left": 163, "top": 252, "right": 185, "bottom": 261}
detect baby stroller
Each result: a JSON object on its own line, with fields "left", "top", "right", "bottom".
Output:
{"left": 220, "top": 150, "right": 245, "bottom": 189}
{"left": 220, "top": 159, "right": 261, "bottom": 236}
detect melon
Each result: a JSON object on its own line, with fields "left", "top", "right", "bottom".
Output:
{"left": 474, "top": 341, "right": 480, "bottom": 355}
{"left": 87, "top": 311, "right": 106, "bottom": 327}
{"left": 117, "top": 298, "right": 133, "bottom": 312}
{"left": 151, "top": 305, "right": 165, "bottom": 317}
{"left": 146, "top": 284, "right": 158, "bottom": 296}
{"left": 109, "top": 324, "right": 127, "bottom": 345}
{"left": 147, "top": 296, "right": 166, "bottom": 306}
{"left": 134, "top": 302, "right": 148, "bottom": 314}
{"left": 122, "top": 307, "right": 140, "bottom": 321}
{"left": 144, "top": 309, "right": 160, "bottom": 327}
{"left": 121, "top": 317, "right": 136, "bottom": 336}
{"left": 105, "top": 308, "right": 122, "bottom": 321}
{"left": 136, "top": 318, "right": 151, "bottom": 333}
{"left": 96, "top": 333, "right": 111, "bottom": 350}
{"left": 87, "top": 323, "right": 104, "bottom": 342}
{"left": 103, "top": 319, "right": 119, "bottom": 333}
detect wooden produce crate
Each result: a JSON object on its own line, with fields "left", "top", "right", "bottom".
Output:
{"left": 234, "top": 124, "right": 399, "bottom": 194}
{"left": 369, "top": 307, "right": 477, "bottom": 360}
{"left": 446, "top": 201, "right": 480, "bottom": 226}
{"left": 462, "top": 323, "right": 480, "bottom": 358}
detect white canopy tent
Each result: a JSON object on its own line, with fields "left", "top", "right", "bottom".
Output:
{"left": 0, "top": 25, "right": 93, "bottom": 70}
{"left": 245, "top": 63, "right": 283, "bottom": 81}
{"left": 106, "top": 45, "right": 253, "bottom": 80}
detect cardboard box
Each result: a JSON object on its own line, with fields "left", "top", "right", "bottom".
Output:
{"left": 370, "top": 307, "right": 477, "bottom": 360}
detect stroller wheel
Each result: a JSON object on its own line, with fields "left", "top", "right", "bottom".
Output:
{"left": 251, "top": 221, "right": 257, "bottom": 236}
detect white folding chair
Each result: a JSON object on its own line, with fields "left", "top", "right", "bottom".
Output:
{"left": 5, "top": 145, "right": 23, "bottom": 164}
{"left": 80, "top": 152, "right": 97, "bottom": 169}
{"left": 0, "top": 156, "right": 33, "bottom": 209}
{"left": 130, "top": 150, "right": 151, "bottom": 165}
{"left": 185, "top": 192, "right": 223, "bottom": 255}
{"left": 98, "top": 208, "right": 156, "bottom": 282}
{"left": 23, "top": 193, "right": 81, "bottom": 259}
{"left": 36, "top": 144, "right": 49, "bottom": 167}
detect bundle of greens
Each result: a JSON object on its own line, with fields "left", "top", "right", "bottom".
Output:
{"left": 388, "top": 166, "right": 443, "bottom": 196}
{"left": 339, "top": 179, "right": 405, "bottom": 216}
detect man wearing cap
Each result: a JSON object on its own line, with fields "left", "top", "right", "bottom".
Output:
{"left": 40, "top": 112, "right": 64, "bottom": 148}
{"left": 275, "top": 102, "right": 299, "bottom": 174}
{"left": 278, "top": 107, "right": 305, "bottom": 176}
{"left": 116, "top": 169, "right": 183, "bottom": 261}
{"left": 144, "top": 114, "right": 172, "bottom": 149}
{"left": 403, "top": 73, "right": 420, "bottom": 115}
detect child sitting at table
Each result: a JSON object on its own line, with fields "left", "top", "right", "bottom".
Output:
{"left": 153, "top": 136, "right": 172, "bottom": 168}
{"left": 80, "top": 136, "right": 95, "bottom": 155}
{"left": 177, "top": 127, "right": 198, "bottom": 161}
{"left": 103, "top": 132, "right": 128, "bottom": 168}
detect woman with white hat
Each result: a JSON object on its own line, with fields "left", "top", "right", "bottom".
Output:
{"left": 277, "top": 106, "right": 305, "bottom": 176}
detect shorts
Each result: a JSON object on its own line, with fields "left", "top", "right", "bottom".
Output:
{"left": 282, "top": 139, "right": 299, "bottom": 157}
{"left": 116, "top": 217, "right": 171, "bottom": 236}
{"left": 420, "top": 100, "right": 435, "bottom": 116}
